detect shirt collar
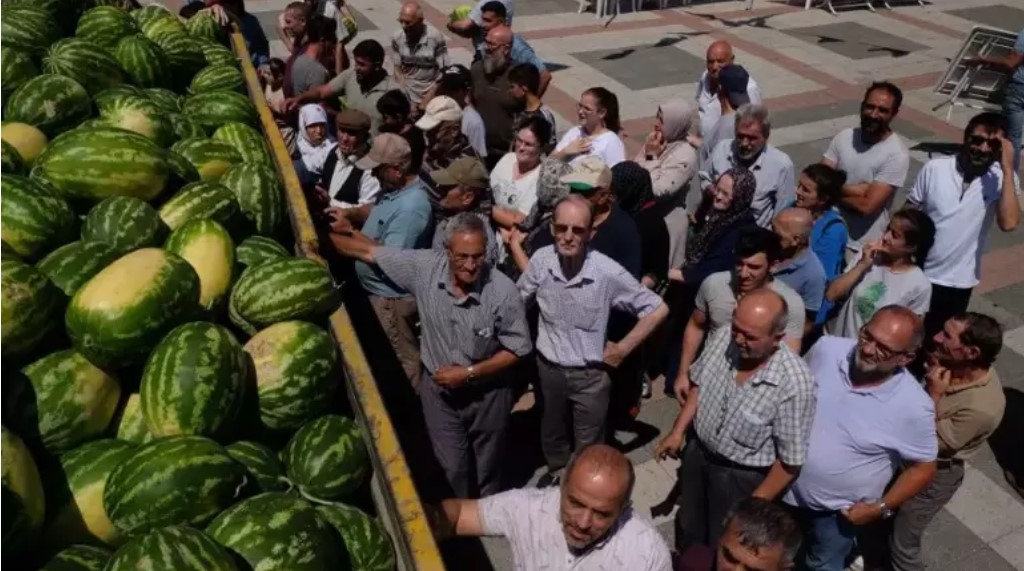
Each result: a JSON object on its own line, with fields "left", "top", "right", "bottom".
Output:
{"left": 379, "top": 178, "right": 423, "bottom": 203}
{"left": 839, "top": 349, "right": 907, "bottom": 401}
{"left": 725, "top": 338, "right": 790, "bottom": 387}
{"left": 548, "top": 249, "right": 598, "bottom": 286}
{"left": 944, "top": 369, "right": 993, "bottom": 394}
{"left": 435, "top": 258, "right": 485, "bottom": 304}
{"left": 775, "top": 249, "right": 813, "bottom": 274}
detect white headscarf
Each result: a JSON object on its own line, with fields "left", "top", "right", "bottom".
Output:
{"left": 297, "top": 104, "right": 335, "bottom": 173}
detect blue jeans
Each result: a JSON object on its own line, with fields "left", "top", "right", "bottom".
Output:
{"left": 1005, "top": 81, "right": 1024, "bottom": 175}
{"left": 791, "top": 508, "right": 857, "bottom": 571}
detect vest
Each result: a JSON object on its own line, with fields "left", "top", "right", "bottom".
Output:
{"left": 320, "top": 147, "right": 365, "bottom": 206}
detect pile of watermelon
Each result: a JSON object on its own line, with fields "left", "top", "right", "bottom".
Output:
{"left": 0, "top": 2, "right": 397, "bottom": 570}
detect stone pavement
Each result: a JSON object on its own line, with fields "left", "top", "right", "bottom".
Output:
{"left": 234, "top": 0, "right": 1024, "bottom": 567}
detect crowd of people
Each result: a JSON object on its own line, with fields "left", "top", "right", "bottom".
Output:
{"left": 200, "top": 0, "right": 1023, "bottom": 567}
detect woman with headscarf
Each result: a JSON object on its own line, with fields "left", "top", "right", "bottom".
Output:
{"left": 611, "top": 161, "right": 672, "bottom": 290}
{"left": 293, "top": 103, "right": 336, "bottom": 189}
{"left": 634, "top": 99, "right": 700, "bottom": 270}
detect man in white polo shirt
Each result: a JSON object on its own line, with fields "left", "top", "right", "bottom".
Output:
{"left": 906, "top": 111, "right": 1021, "bottom": 342}
{"left": 695, "top": 40, "right": 763, "bottom": 139}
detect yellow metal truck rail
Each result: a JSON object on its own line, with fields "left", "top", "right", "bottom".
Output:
{"left": 230, "top": 32, "right": 445, "bottom": 571}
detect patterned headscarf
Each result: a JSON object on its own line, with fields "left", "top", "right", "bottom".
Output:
{"left": 684, "top": 167, "right": 757, "bottom": 267}
{"left": 611, "top": 161, "right": 655, "bottom": 216}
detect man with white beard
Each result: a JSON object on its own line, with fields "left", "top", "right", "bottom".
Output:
{"left": 470, "top": 25, "right": 524, "bottom": 167}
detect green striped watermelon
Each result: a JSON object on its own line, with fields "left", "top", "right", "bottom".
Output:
{"left": 165, "top": 148, "right": 202, "bottom": 191}
{"left": 1, "top": 140, "right": 25, "bottom": 174}
{"left": 189, "top": 64, "right": 244, "bottom": 94}
{"left": 158, "top": 181, "right": 240, "bottom": 232}
{"left": 81, "top": 197, "right": 169, "bottom": 256}
{"left": 170, "top": 114, "right": 206, "bottom": 141}
{"left": 43, "top": 39, "right": 126, "bottom": 96}
{"left": 7, "top": 350, "right": 121, "bottom": 453}
{"left": 92, "top": 84, "right": 145, "bottom": 110}
{"left": 66, "top": 248, "right": 201, "bottom": 368}
{"left": 44, "top": 439, "right": 136, "bottom": 547}
{"left": 112, "top": 394, "right": 154, "bottom": 445}
{"left": 1, "top": 259, "right": 62, "bottom": 359}
{"left": 1, "top": 46, "right": 40, "bottom": 100}
{"left": 1, "top": 426, "right": 46, "bottom": 558}
{"left": 103, "top": 436, "right": 247, "bottom": 534}
{"left": 199, "top": 41, "right": 236, "bottom": 67}
{"left": 139, "top": 322, "right": 246, "bottom": 437}
{"left": 236, "top": 236, "right": 289, "bottom": 268}
{"left": 230, "top": 259, "right": 340, "bottom": 335}
{"left": 242, "top": 321, "right": 337, "bottom": 430}
{"left": 6, "top": 0, "right": 80, "bottom": 35}
{"left": 213, "top": 123, "right": 272, "bottom": 165}
{"left": 153, "top": 32, "right": 206, "bottom": 87}
{"left": 185, "top": 11, "right": 226, "bottom": 44}
{"left": 38, "top": 241, "right": 120, "bottom": 297}
{"left": 131, "top": 4, "right": 176, "bottom": 29}
{"left": 143, "top": 87, "right": 182, "bottom": 114}
{"left": 97, "top": 95, "right": 175, "bottom": 147}
{"left": 205, "top": 492, "right": 345, "bottom": 571}
{"left": 113, "top": 35, "right": 170, "bottom": 89}
{"left": 140, "top": 13, "right": 187, "bottom": 42}
{"left": 39, "top": 544, "right": 111, "bottom": 571}
{"left": 224, "top": 441, "right": 288, "bottom": 495}
{"left": 106, "top": 526, "right": 238, "bottom": 571}
{"left": 182, "top": 90, "right": 257, "bottom": 133}
{"left": 0, "top": 175, "right": 78, "bottom": 261}
{"left": 1, "top": 122, "right": 50, "bottom": 166}
{"left": 33, "top": 126, "right": 171, "bottom": 204}
{"left": 316, "top": 503, "right": 396, "bottom": 571}
{"left": 285, "top": 415, "right": 370, "bottom": 501}
{"left": 164, "top": 219, "right": 236, "bottom": 310}
{"left": 76, "top": 6, "right": 138, "bottom": 48}
{"left": 5, "top": 75, "right": 92, "bottom": 138}
{"left": 170, "top": 137, "right": 243, "bottom": 181}
{"left": 1, "top": 6, "right": 60, "bottom": 56}
{"left": 220, "top": 163, "right": 283, "bottom": 237}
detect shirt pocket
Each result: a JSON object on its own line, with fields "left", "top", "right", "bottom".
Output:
{"left": 731, "top": 408, "right": 772, "bottom": 452}
{"left": 456, "top": 314, "right": 499, "bottom": 362}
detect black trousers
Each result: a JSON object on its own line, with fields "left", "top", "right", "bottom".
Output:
{"left": 924, "top": 284, "right": 973, "bottom": 341}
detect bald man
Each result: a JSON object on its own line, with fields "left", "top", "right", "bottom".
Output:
{"left": 391, "top": 1, "right": 449, "bottom": 105}
{"left": 519, "top": 196, "right": 668, "bottom": 486}
{"left": 656, "top": 288, "right": 815, "bottom": 554}
{"left": 772, "top": 207, "right": 827, "bottom": 330}
{"left": 471, "top": 25, "right": 527, "bottom": 162}
{"left": 437, "top": 444, "right": 672, "bottom": 570}
{"left": 784, "top": 306, "right": 936, "bottom": 571}
{"left": 696, "top": 40, "right": 763, "bottom": 138}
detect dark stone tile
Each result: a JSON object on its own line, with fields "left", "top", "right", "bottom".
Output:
{"left": 515, "top": 0, "right": 582, "bottom": 17}
{"left": 920, "top": 509, "right": 1006, "bottom": 570}
{"left": 783, "top": 22, "right": 929, "bottom": 60}
{"left": 770, "top": 100, "right": 860, "bottom": 129}
{"left": 945, "top": 5, "right": 1024, "bottom": 35}
{"left": 572, "top": 40, "right": 706, "bottom": 91}
{"left": 983, "top": 285, "right": 1024, "bottom": 336}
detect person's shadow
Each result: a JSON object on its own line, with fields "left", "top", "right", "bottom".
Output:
{"left": 988, "top": 387, "right": 1024, "bottom": 498}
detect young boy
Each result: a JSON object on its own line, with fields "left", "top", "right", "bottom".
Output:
{"left": 508, "top": 63, "right": 556, "bottom": 150}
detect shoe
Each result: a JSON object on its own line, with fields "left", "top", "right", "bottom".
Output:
{"left": 536, "top": 471, "right": 561, "bottom": 488}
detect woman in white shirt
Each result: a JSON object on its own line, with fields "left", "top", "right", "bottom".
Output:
{"left": 552, "top": 87, "right": 625, "bottom": 167}
{"left": 491, "top": 116, "right": 551, "bottom": 230}
{"left": 825, "top": 208, "right": 936, "bottom": 339}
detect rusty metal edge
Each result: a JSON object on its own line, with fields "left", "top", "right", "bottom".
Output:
{"left": 229, "top": 31, "right": 445, "bottom": 570}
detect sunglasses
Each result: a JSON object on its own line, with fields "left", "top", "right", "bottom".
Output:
{"left": 967, "top": 135, "right": 1000, "bottom": 149}
{"left": 552, "top": 223, "right": 588, "bottom": 236}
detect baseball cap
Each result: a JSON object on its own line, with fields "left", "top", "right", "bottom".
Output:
{"left": 718, "top": 65, "right": 751, "bottom": 108}
{"left": 415, "top": 96, "right": 463, "bottom": 131}
{"left": 439, "top": 64, "right": 472, "bottom": 92}
{"left": 560, "top": 156, "right": 612, "bottom": 191}
{"left": 355, "top": 133, "right": 412, "bottom": 170}
{"left": 336, "top": 108, "right": 371, "bottom": 132}
{"left": 430, "top": 156, "right": 489, "bottom": 189}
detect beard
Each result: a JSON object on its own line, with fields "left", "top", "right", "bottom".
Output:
{"left": 860, "top": 115, "right": 888, "bottom": 138}
{"left": 964, "top": 148, "right": 996, "bottom": 173}
{"left": 483, "top": 53, "right": 508, "bottom": 75}
{"left": 853, "top": 350, "right": 898, "bottom": 376}
{"left": 736, "top": 144, "right": 762, "bottom": 164}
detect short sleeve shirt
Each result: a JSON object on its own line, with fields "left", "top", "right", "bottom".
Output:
{"left": 694, "top": 272, "right": 806, "bottom": 341}
{"left": 824, "top": 127, "right": 910, "bottom": 253}
{"left": 390, "top": 24, "right": 449, "bottom": 104}
{"left": 936, "top": 369, "right": 1005, "bottom": 460}
{"left": 773, "top": 249, "right": 827, "bottom": 313}
{"left": 828, "top": 264, "right": 931, "bottom": 339}
{"left": 355, "top": 179, "right": 435, "bottom": 298}
{"left": 555, "top": 127, "right": 626, "bottom": 167}
{"left": 373, "top": 247, "right": 531, "bottom": 373}
{"left": 478, "top": 487, "right": 673, "bottom": 571}
{"left": 325, "top": 70, "right": 401, "bottom": 134}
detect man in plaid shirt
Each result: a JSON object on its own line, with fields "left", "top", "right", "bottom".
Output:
{"left": 656, "top": 288, "right": 816, "bottom": 556}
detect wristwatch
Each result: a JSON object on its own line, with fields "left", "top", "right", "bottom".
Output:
{"left": 466, "top": 365, "right": 476, "bottom": 382}
{"left": 878, "top": 501, "right": 894, "bottom": 520}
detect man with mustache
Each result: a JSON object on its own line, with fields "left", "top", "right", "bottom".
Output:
{"left": 695, "top": 40, "right": 763, "bottom": 139}
{"left": 390, "top": 2, "right": 449, "bottom": 107}
{"left": 821, "top": 82, "right": 910, "bottom": 266}
{"left": 888, "top": 312, "right": 1006, "bottom": 571}
{"left": 783, "top": 306, "right": 936, "bottom": 571}
{"left": 434, "top": 444, "right": 672, "bottom": 570}
{"left": 471, "top": 25, "right": 525, "bottom": 168}
{"left": 906, "top": 111, "right": 1020, "bottom": 342}
{"left": 700, "top": 104, "right": 796, "bottom": 228}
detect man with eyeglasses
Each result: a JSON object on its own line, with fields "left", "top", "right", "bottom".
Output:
{"left": 821, "top": 82, "right": 910, "bottom": 266}
{"left": 906, "top": 111, "right": 1020, "bottom": 343}
{"left": 328, "top": 133, "right": 434, "bottom": 385}
{"left": 331, "top": 211, "right": 530, "bottom": 498}
{"left": 430, "top": 156, "right": 499, "bottom": 268}
{"left": 471, "top": 25, "right": 524, "bottom": 168}
{"left": 783, "top": 306, "right": 937, "bottom": 571}
{"left": 518, "top": 195, "right": 668, "bottom": 488}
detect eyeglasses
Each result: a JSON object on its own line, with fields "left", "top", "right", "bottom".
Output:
{"left": 857, "top": 328, "right": 905, "bottom": 361}
{"left": 484, "top": 41, "right": 510, "bottom": 51}
{"left": 552, "top": 223, "right": 588, "bottom": 236}
{"left": 450, "top": 252, "right": 485, "bottom": 264}
{"left": 967, "top": 135, "right": 999, "bottom": 149}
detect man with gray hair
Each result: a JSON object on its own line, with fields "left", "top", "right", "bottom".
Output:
{"left": 700, "top": 103, "right": 796, "bottom": 228}
{"left": 331, "top": 209, "right": 531, "bottom": 498}
{"left": 391, "top": 1, "right": 449, "bottom": 106}
{"left": 677, "top": 497, "right": 802, "bottom": 571}
{"left": 784, "top": 306, "right": 936, "bottom": 571}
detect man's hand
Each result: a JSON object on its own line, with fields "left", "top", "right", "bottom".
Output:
{"left": 644, "top": 131, "right": 665, "bottom": 158}
{"left": 326, "top": 207, "right": 353, "bottom": 233}
{"left": 924, "top": 362, "right": 952, "bottom": 399}
{"left": 655, "top": 430, "right": 684, "bottom": 461}
{"left": 997, "top": 134, "right": 1015, "bottom": 171}
{"left": 312, "top": 184, "right": 331, "bottom": 210}
{"left": 203, "top": 4, "right": 230, "bottom": 25}
{"left": 283, "top": 98, "right": 301, "bottom": 113}
{"left": 602, "top": 341, "right": 627, "bottom": 368}
{"left": 434, "top": 365, "right": 470, "bottom": 389}
{"left": 840, "top": 502, "right": 883, "bottom": 526}
{"left": 667, "top": 268, "right": 684, "bottom": 283}
{"left": 673, "top": 372, "right": 690, "bottom": 404}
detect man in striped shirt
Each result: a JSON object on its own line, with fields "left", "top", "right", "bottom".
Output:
{"left": 518, "top": 194, "right": 668, "bottom": 487}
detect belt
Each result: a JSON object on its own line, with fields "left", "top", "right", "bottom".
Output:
{"left": 538, "top": 353, "right": 599, "bottom": 371}
{"left": 936, "top": 458, "right": 965, "bottom": 468}
{"left": 697, "top": 439, "right": 770, "bottom": 474}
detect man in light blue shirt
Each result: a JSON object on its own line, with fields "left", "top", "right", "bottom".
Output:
{"left": 784, "top": 306, "right": 937, "bottom": 571}
{"left": 448, "top": 0, "right": 515, "bottom": 58}
{"left": 772, "top": 207, "right": 826, "bottom": 330}
{"left": 328, "top": 133, "right": 434, "bottom": 383}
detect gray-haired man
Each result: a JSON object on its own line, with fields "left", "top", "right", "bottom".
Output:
{"left": 332, "top": 212, "right": 531, "bottom": 498}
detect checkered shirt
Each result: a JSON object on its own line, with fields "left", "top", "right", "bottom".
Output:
{"left": 691, "top": 326, "right": 817, "bottom": 468}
